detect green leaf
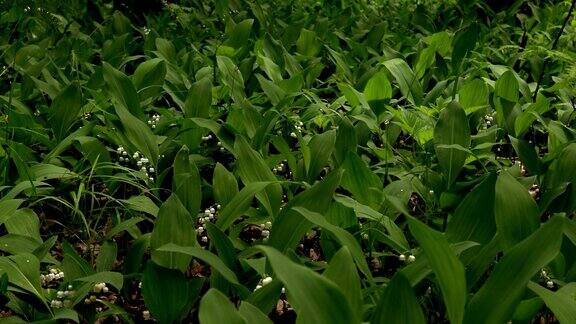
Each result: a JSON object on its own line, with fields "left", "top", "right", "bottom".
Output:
{"left": 132, "top": 58, "right": 167, "bottom": 103}
{"left": 509, "top": 136, "right": 541, "bottom": 175}
{"left": 527, "top": 281, "right": 576, "bottom": 323}
{"left": 216, "top": 181, "right": 275, "bottom": 231}
{"left": 371, "top": 273, "right": 426, "bottom": 324}
{"left": 121, "top": 196, "right": 159, "bottom": 217}
{"left": 340, "top": 151, "right": 382, "bottom": 206}
{"left": 212, "top": 163, "right": 239, "bottom": 208}
{"left": 75, "top": 271, "right": 123, "bottom": 290}
{"left": 156, "top": 243, "right": 239, "bottom": 285}
{"left": 49, "top": 82, "right": 83, "bottom": 140}
{"left": 364, "top": 71, "right": 392, "bottom": 113}
{"left": 5, "top": 209, "right": 41, "bottom": 243}
{"left": 408, "top": 217, "right": 467, "bottom": 324}
{"left": 217, "top": 56, "right": 245, "bottom": 104}
{"left": 238, "top": 301, "right": 273, "bottom": 324}
{"left": 446, "top": 173, "right": 497, "bottom": 244}
{"left": 434, "top": 101, "right": 471, "bottom": 186}
{"left": 383, "top": 58, "right": 423, "bottom": 106}
{"left": 142, "top": 261, "right": 202, "bottom": 324}
{"left": 257, "top": 246, "right": 355, "bottom": 324}
{"left": 458, "top": 78, "right": 488, "bottom": 112}
{"left": 234, "top": 137, "right": 282, "bottom": 217}
{"left": 96, "top": 241, "right": 117, "bottom": 272}
{"left": 495, "top": 70, "right": 519, "bottom": 103}
{"left": 293, "top": 207, "right": 371, "bottom": 279}
{"left": 199, "top": 289, "right": 246, "bottom": 324}
{"left": 224, "top": 19, "right": 254, "bottom": 49}
{"left": 115, "top": 104, "right": 159, "bottom": 165}
{"left": 103, "top": 62, "right": 143, "bottom": 119}
{"left": 269, "top": 170, "right": 342, "bottom": 251}
{"left": 150, "top": 195, "right": 196, "bottom": 272}
{"left": 306, "top": 130, "right": 336, "bottom": 181}
{"left": 495, "top": 171, "right": 539, "bottom": 250}
{"left": 323, "top": 247, "right": 363, "bottom": 323}
{"left": 183, "top": 77, "right": 212, "bottom": 118}
{"left": 173, "top": 146, "right": 202, "bottom": 216}
{"left": 0, "top": 253, "right": 46, "bottom": 308}
{"left": 464, "top": 216, "right": 564, "bottom": 324}
{"left": 452, "top": 23, "right": 480, "bottom": 73}
{"left": 296, "top": 29, "right": 320, "bottom": 57}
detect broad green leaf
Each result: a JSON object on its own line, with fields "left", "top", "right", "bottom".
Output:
{"left": 212, "top": 163, "right": 239, "bottom": 208}
{"left": 132, "top": 58, "right": 166, "bottom": 103}
{"left": 121, "top": 196, "right": 159, "bottom": 217}
{"left": 527, "top": 281, "right": 576, "bottom": 323}
{"left": 434, "top": 101, "right": 470, "bottom": 186}
{"left": 446, "top": 173, "right": 497, "bottom": 244}
{"left": 464, "top": 216, "right": 564, "bottom": 324}
{"left": 238, "top": 301, "right": 273, "bottom": 324}
{"left": 364, "top": 71, "right": 392, "bottom": 114}
{"left": 408, "top": 217, "right": 466, "bottom": 324}
{"left": 96, "top": 241, "right": 117, "bottom": 272}
{"left": 217, "top": 56, "right": 245, "bottom": 104}
{"left": 509, "top": 136, "right": 541, "bottom": 175}
{"left": 49, "top": 82, "right": 83, "bottom": 140}
{"left": 383, "top": 58, "right": 423, "bottom": 106}
{"left": 296, "top": 29, "right": 320, "bottom": 57}
{"left": 269, "top": 170, "right": 342, "bottom": 251}
{"left": 150, "top": 195, "right": 196, "bottom": 272}
{"left": 323, "top": 247, "right": 363, "bottom": 323}
{"left": 234, "top": 137, "right": 281, "bottom": 217}
{"left": 115, "top": 104, "right": 159, "bottom": 165}
{"left": 75, "top": 271, "right": 123, "bottom": 290}
{"left": 340, "top": 151, "right": 382, "bottom": 206}
{"left": 257, "top": 246, "right": 355, "bottom": 324}
{"left": 452, "top": 23, "right": 480, "bottom": 73}
{"left": 458, "top": 78, "right": 488, "bottom": 112}
{"left": 224, "top": 19, "right": 254, "bottom": 49}
{"left": 216, "top": 181, "right": 275, "bottom": 231}
{"left": 306, "top": 130, "right": 336, "bottom": 181}
{"left": 0, "top": 253, "right": 46, "bottom": 308}
{"left": 157, "top": 244, "right": 239, "bottom": 285}
{"left": 371, "top": 273, "right": 426, "bottom": 324}
{"left": 495, "top": 171, "right": 539, "bottom": 250}
{"left": 199, "top": 288, "right": 246, "bottom": 324}
{"left": 495, "top": 70, "right": 519, "bottom": 103}
{"left": 5, "top": 208, "right": 41, "bottom": 243}
{"left": 103, "top": 62, "right": 143, "bottom": 119}
{"left": 293, "top": 207, "right": 370, "bottom": 279}
{"left": 183, "top": 77, "right": 212, "bottom": 118}
{"left": 142, "top": 261, "right": 202, "bottom": 324}
{"left": 173, "top": 146, "right": 202, "bottom": 216}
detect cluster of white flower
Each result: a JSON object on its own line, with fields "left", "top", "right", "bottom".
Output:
{"left": 529, "top": 184, "right": 540, "bottom": 199}
{"left": 116, "top": 146, "right": 129, "bottom": 163}
{"left": 93, "top": 282, "right": 109, "bottom": 294}
{"left": 84, "top": 282, "right": 109, "bottom": 304}
{"left": 82, "top": 112, "right": 92, "bottom": 120}
{"left": 289, "top": 120, "right": 305, "bottom": 138}
{"left": 143, "top": 27, "right": 150, "bottom": 36}
{"left": 481, "top": 114, "right": 495, "bottom": 130}
{"left": 147, "top": 114, "right": 160, "bottom": 129}
{"left": 272, "top": 161, "right": 288, "bottom": 174}
{"left": 260, "top": 221, "right": 272, "bottom": 242}
{"left": 135, "top": 153, "right": 155, "bottom": 181}
{"left": 541, "top": 269, "right": 554, "bottom": 288}
{"left": 23, "top": 6, "right": 31, "bottom": 12}
{"left": 398, "top": 254, "right": 416, "bottom": 263}
{"left": 41, "top": 268, "right": 64, "bottom": 286}
{"left": 201, "top": 134, "right": 213, "bottom": 142}
{"left": 196, "top": 204, "right": 221, "bottom": 244}
{"left": 50, "top": 285, "right": 75, "bottom": 308}
{"left": 254, "top": 276, "right": 273, "bottom": 291}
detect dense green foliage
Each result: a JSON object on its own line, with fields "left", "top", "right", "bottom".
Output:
{"left": 1, "top": 0, "right": 576, "bottom": 322}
